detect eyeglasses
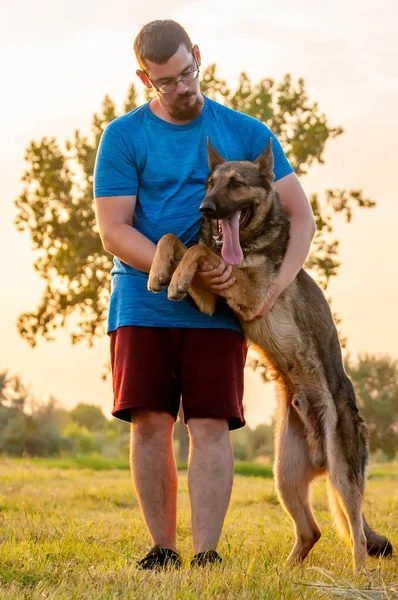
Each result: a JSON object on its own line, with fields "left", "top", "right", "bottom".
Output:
{"left": 145, "top": 56, "right": 200, "bottom": 95}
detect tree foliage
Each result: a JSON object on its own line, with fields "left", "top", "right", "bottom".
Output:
{"left": 0, "top": 371, "right": 68, "bottom": 456}
{"left": 345, "top": 354, "right": 398, "bottom": 458}
{"left": 0, "top": 371, "right": 129, "bottom": 457}
{"left": 69, "top": 402, "right": 107, "bottom": 432}
{"left": 15, "top": 66, "right": 375, "bottom": 348}
{"left": 0, "top": 366, "right": 396, "bottom": 460}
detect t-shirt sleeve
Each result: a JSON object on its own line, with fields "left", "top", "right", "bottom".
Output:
{"left": 93, "top": 123, "right": 139, "bottom": 197}
{"left": 246, "top": 120, "right": 294, "bottom": 182}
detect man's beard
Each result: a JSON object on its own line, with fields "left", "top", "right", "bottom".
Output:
{"left": 163, "top": 91, "right": 203, "bottom": 121}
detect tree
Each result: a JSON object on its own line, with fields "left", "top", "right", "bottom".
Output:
{"left": 246, "top": 423, "right": 274, "bottom": 460}
{"left": 62, "top": 422, "right": 98, "bottom": 455}
{"left": 174, "top": 408, "right": 189, "bottom": 464}
{"left": 231, "top": 423, "right": 274, "bottom": 461}
{"left": 15, "top": 67, "right": 375, "bottom": 348}
{"left": 0, "top": 371, "right": 67, "bottom": 456}
{"left": 69, "top": 402, "right": 107, "bottom": 432}
{"left": 345, "top": 354, "right": 398, "bottom": 459}
{"left": 0, "top": 370, "right": 132, "bottom": 457}
{"left": 0, "top": 371, "right": 31, "bottom": 455}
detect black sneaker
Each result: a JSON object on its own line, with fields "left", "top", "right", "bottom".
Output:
{"left": 137, "top": 545, "right": 182, "bottom": 570}
{"left": 190, "top": 550, "right": 223, "bottom": 567}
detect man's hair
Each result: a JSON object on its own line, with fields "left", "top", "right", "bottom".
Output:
{"left": 134, "top": 20, "right": 193, "bottom": 70}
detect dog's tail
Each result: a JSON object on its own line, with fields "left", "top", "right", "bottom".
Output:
{"left": 363, "top": 517, "right": 393, "bottom": 557}
{"left": 328, "top": 486, "right": 393, "bottom": 557}
{"left": 327, "top": 484, "right": 351, "bottom": 546}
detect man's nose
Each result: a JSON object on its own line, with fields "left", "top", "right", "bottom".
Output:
{"left": 176, "top": 79, "right": 189, "bottom": 93}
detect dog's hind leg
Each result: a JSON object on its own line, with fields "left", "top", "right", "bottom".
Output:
{"left": 274, "top": 399, "right": 322, "bottom": 565}
{"left": 326, "top": 471, "right": 367, "bottom": 571}
{"left": 327, "top": 382, "right": 392, "bottom": 566}
{"left": 329, "top": 486, "right": 393, "bottom": 559}
{"left": 325, "top": 411, "right": 367, "bottom": 571}
{"left": 363, "top": 516, "right": 392, "bottom": 557}
{"left": 291, "top": 393, "right": 325, "bottom": 468}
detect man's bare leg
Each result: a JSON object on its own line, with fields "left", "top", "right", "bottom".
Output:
{"left": 187, "top": 418, "right": 234, "bottom": 554}
{"left": 130, "top": 411, "right": 177, "bottom": 550}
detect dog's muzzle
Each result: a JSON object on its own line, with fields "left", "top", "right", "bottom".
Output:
{"left": 199, "top": 200, "right": 217, "bottom": 216}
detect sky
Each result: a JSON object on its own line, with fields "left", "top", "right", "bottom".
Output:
{"left": 0, "top": 0, "right": 397, "bottom": 427}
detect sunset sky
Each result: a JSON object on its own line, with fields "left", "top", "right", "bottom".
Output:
{"left": 1, "top": 0, "right": 397, "bottom": 427}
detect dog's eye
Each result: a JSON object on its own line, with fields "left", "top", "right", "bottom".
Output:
{"left": 207, "top": 179, "right": 214, "bottom": 188}
{"left": 229, "top": 179, "right": 243, "bottom": 188}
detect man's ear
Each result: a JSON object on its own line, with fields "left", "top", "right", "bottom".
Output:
{"left": 207, "top": 137, "right": 226, "bottom": 171}
{"left": 136, "top": 69, "right": 152, "bottom": 89}
{"left": 193, "top": 44, "right": 201, "bottom": 68}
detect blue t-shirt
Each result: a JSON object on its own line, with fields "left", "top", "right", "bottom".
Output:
{"left": 94, "top": 96, "right": 293, "bottom": 333}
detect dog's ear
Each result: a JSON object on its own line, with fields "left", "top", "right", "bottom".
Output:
{"left": 254, "top": 138, "right": 275, "bottom": 181}
{"left": 207, "top": 137, "right": 226, "bottom": 171}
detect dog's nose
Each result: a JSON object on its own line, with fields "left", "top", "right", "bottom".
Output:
{"left": 199, "top": 200, "right": 217, "bottom": 216}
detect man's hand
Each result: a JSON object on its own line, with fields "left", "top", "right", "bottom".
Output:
{"left": 244, "top": 276, "right": 286, "bottom": 322}
{"left": 195, "top": 259, "right": 236, "bottom": 292}
{"left": 249, "top": 293, "right": 278, "bottom": 320}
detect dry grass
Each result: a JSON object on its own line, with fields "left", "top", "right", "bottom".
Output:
{"left": 0, "top": 459, "right": 397, "bottom": 599}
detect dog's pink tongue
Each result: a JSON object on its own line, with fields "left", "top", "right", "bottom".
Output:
{"left": 220, "top": 213, "right": 243, "bottom": 265}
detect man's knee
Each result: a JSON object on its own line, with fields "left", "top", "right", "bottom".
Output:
{"left": 187, "top": 418, "right": 230, "bottom": 446}
{"left": 131, "top": 410, "right": 175, "bottom": 442}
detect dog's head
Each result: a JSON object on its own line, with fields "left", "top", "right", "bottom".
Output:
{"left": 200, "top": 138, "right": 276, "bottom": 265}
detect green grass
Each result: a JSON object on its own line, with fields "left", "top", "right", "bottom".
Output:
{"left": 8, "top": 456, "right": 133, "bottom": 471}
{"left": 7, "top": 456, "right": 397, "bottom": 480}
{"left": 0, "top": 460, "right": 397, "bottom": 599}
{"left": 4, "top": 457, "right": 275, "bottom": 478}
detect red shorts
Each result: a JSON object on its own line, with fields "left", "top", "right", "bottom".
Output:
{"left": 110, "top": 326, "right": 247, "bottom": 430}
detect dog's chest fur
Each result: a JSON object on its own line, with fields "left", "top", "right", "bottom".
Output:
{"left": 245, "top": 291, "right": 303, "bottom": 369}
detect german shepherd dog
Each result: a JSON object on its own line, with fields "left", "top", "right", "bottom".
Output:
{"left": 147, "top": 139, "right": 392, "bottom": 570}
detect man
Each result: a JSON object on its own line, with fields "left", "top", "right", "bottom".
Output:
{"left": 94, "top": 19, "right": 315, "bottom": 569}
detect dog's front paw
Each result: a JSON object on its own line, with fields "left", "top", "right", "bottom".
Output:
{"left": 148, "top": 268, "right": 172, "bottom": 293}
{"left": 168, "top": 273, "right": 190, "bottom": 301}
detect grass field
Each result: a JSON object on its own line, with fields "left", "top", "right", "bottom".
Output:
{"left": 0, "top": 459, "right": 397, "bottom": 599}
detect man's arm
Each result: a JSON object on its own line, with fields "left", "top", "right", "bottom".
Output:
{"left": 95, "top": 195, "right": 157, "bottom": 272}
{"left": 95, "top": 195, "right": 235, "bottom": 289}
{"left": 251, "top": 172, "right": 316, "bottom": 318}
